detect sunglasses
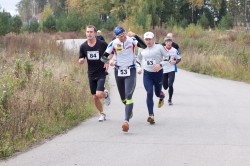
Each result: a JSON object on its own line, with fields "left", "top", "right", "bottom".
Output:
{"left": 117, "top": 33, "right": 126, "bottom": 38}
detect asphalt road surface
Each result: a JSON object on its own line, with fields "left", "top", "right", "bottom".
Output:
{"left": 1, "top": 40, "right": 250, "bottom": 166}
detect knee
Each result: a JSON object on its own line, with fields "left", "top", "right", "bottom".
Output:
{"left": 169, "top": 85, "right": 173, "bottom": 89}
{"left": 163, "top": 84, "right": 168, "bottom": 90}
{"left": 126, "top": 99, "right": 134, "bottom": 105}
{"left": 147, "top": 90, "right": 154, "bottom": 97}
{"left": 92, "top": 95, "right": 99, "bottom": 101}
{"left": 95, "top": 91, "right": 104, "bottom": 98}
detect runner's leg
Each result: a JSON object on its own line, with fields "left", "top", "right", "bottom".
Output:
{"left": 124, "top": 69, "right": 136, "bottom": 122}
{"left": 143, "top": 70, "right": 154, "bottom": 116}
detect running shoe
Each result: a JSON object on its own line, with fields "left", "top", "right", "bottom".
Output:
{"left": 122, "top": 121, "right": 129, "bottom": 132}
{"left": 158, "top": 91, "right": 165, "bottom": 108}
{"left": 98, "top": 113, "right": 106, "bottom": 122}
{"left": 168, "top": 99, "right": 173, "bottom": 105}
{"left": 147, "top": 116, "right": 155, "bottom": 124}
{"left": 104, "top": 90, "right": 111, "bottom": 106}
{"left": 158, "top": 98, "right": 164, "bottom": 108}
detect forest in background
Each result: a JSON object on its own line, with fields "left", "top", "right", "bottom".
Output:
{"left": 1, "top": 0, "right": 250, "bottom": 35}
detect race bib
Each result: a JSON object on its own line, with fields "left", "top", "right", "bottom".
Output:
{"left": 145, "top": 59, "right": 156, "bottom": 66}
{"left": 118, "top": 68, "right": 131, "bottom": 77}
{"left": 87, "top": 51, "right": 99, "bottom": 60}
{"left": 163, "top": 56, "right": 171, "bottom": 62}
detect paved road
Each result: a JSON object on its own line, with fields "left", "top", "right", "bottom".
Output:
{"left": 1, "top": 40, "right": 250, "bottom": 166}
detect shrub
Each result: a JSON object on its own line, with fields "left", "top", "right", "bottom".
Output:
{"left": 198, "top": 14, "right": 209, "bottom": 29}
{"left": 0, "top": 11, "right": 11, "bottom": 36}
{"left": 185, "top": 23, "right": 203, "bottom": 38}
{"left": 28, "top": 18, "right": 39, "bottom": 33}
{"left": 11, "top": 15, "right": 22, "bottom": 34}
{"left": 218, "top": 14, "right": 233, "bottom": 30}
{"left": 43, "top": 15, "right": 56, "bottom": 33}
{"left": 179, "top": 18, "right": 188, "bottom": 28}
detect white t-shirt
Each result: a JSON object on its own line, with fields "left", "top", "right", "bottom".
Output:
{"left": 105, "top": 36, "right": 138, "bottom": 67}
{"left": 162, "top": 47, "right": 181, "bottom": 73}
{"left": 137, "top": 43, "right": 169, "bottom": 72}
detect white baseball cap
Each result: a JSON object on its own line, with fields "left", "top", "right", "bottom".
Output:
{"left": 144, "top": 32, "right": 154, "bottom": 39}
{"left": 97, "top": 30, "right": 101, "bottom": 33}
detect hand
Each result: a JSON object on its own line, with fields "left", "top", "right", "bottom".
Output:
{"left": 103, "top": 63, "right": 109, "bottom": 71}
{"left": 109, "top": 59, "right": 116, "bottom": 66}
{"left": 127, "top": 31, "right": 135, "bottom": 37}
{"left": 153, "top": 64, "right": 162, "bottom": 72}
{"left": 79, "top": 58, "right": 84, "bottom": 64}
{"left": 137, "top": 67, "right": 142, "bottom": 74}
{"left": 170, "top": 60, "right": 176, "bottom": 65}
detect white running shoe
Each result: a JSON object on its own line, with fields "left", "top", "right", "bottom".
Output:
{"left": 168, "top": 99, "right": 173, "bottom": 105}
{"left": 104, "top": 90, "right": 111, "bottom": 106}
{"left": 98, "top": 113, "right": 106, "bottom": 122}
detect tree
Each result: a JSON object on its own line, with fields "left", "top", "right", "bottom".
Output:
{"left": 41, "top": 4, "right": 53, "bottom": 22}
{"left": 188, "top": 0, "right": 204, "bottom": 23}
{"left": 56, "top": 11, "right": 83, "bottom": 32}
{"left": 219, "top": 0, "right": 227, "bottom": 20}
{"left": 0, "top": 11, "right": 11, "bottom": 36}
{"left": 43, "top": 15, "right": 56, "bottom": 32}
{"left": 53, "top": 0, "right": 67, "bottom": 16}
{"left": 198, "top": 13, "right": 209, "bottom": 29}
{"left": 29, "top": 18, "right": 39, "bottom": 32}
{"left": 17, "top": 0, "right": 33, "bottom": 23}
{"left": 227, "top": 0, "right": 241, "bottom": 25}
{"left": 35, "top": 0, "right": 47, "bottom": 13}
{"left": 11, "top": 15, "right": 23, "bottom": 34}
{"left": 218, "top": 14, "right": 233, "bottom": 30}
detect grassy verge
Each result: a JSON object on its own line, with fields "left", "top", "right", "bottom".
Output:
{"left": 171, "top": 25, "right": 250, "bottom": 83}
{"left": 0, "top": 32, "right": 95, "bottom": 159}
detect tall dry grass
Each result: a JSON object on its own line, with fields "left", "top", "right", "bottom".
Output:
{"left": 170, "top": 25, "right": 250, "bottom": 83}
{"left": 145, "top": 25, "right": 250, "bottom": 83}
{"left": 0, "top": 32, "right": 94, "bottom": 159}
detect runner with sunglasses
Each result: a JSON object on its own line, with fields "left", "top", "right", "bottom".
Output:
{"left": 101, "top": 26, "right": 146, "bottom": 132}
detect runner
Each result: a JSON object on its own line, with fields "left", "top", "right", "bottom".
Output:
{"left": 96, "top": 30, "right": 105, "bottom": 41}
{"left": 162, "top": 33, "right": 181, "bottom": 72}
{"left": 79, "top": 25, "right": 111, "bottom": 122}
{"left": 162, "top": 36, "right": 181, "bottom": 105}
{"left": 101, "top": 26, "right": 146, "bottom": 132}
{"left": 137, "top": 32, "right": 169, "bottom": 124}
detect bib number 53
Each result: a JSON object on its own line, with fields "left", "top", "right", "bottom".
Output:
{"left": 118, "top": 69, "right": 130, "bottom": 77}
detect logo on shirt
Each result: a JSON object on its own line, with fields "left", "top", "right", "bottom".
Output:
{"left": 117, "top": 44, "right": 123, "bottom": 52}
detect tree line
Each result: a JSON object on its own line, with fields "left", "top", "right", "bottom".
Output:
{"left": 1, "top": 0, "right": 249, "bottom": 36}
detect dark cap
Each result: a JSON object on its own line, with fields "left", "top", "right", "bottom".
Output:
{"left": 164, "top": 36, "right": 173, "bottom": 42}
{"left": 114, "top": 26, "right": 126, "bottom": 36}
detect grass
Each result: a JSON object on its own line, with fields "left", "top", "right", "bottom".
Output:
{"left": 169, "top": 25, "right": 250, "bottom": 83}
{"left": 0, "top": 32, "right": 96, "bottom": 159}
{"left": 137, "top": 25, "right": 250, "bottom": 83}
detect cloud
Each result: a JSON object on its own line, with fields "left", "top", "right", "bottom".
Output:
{"left": 0, "top": 0, "right": 20, "bottom": 15}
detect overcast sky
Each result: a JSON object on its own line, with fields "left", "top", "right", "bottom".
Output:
{"left": 0, "top": 0, "right": 21, "bottom": 15}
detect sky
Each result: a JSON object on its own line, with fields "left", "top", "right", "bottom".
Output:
{"left": 0, "top": 0, "right": 21, "bottom": 15}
